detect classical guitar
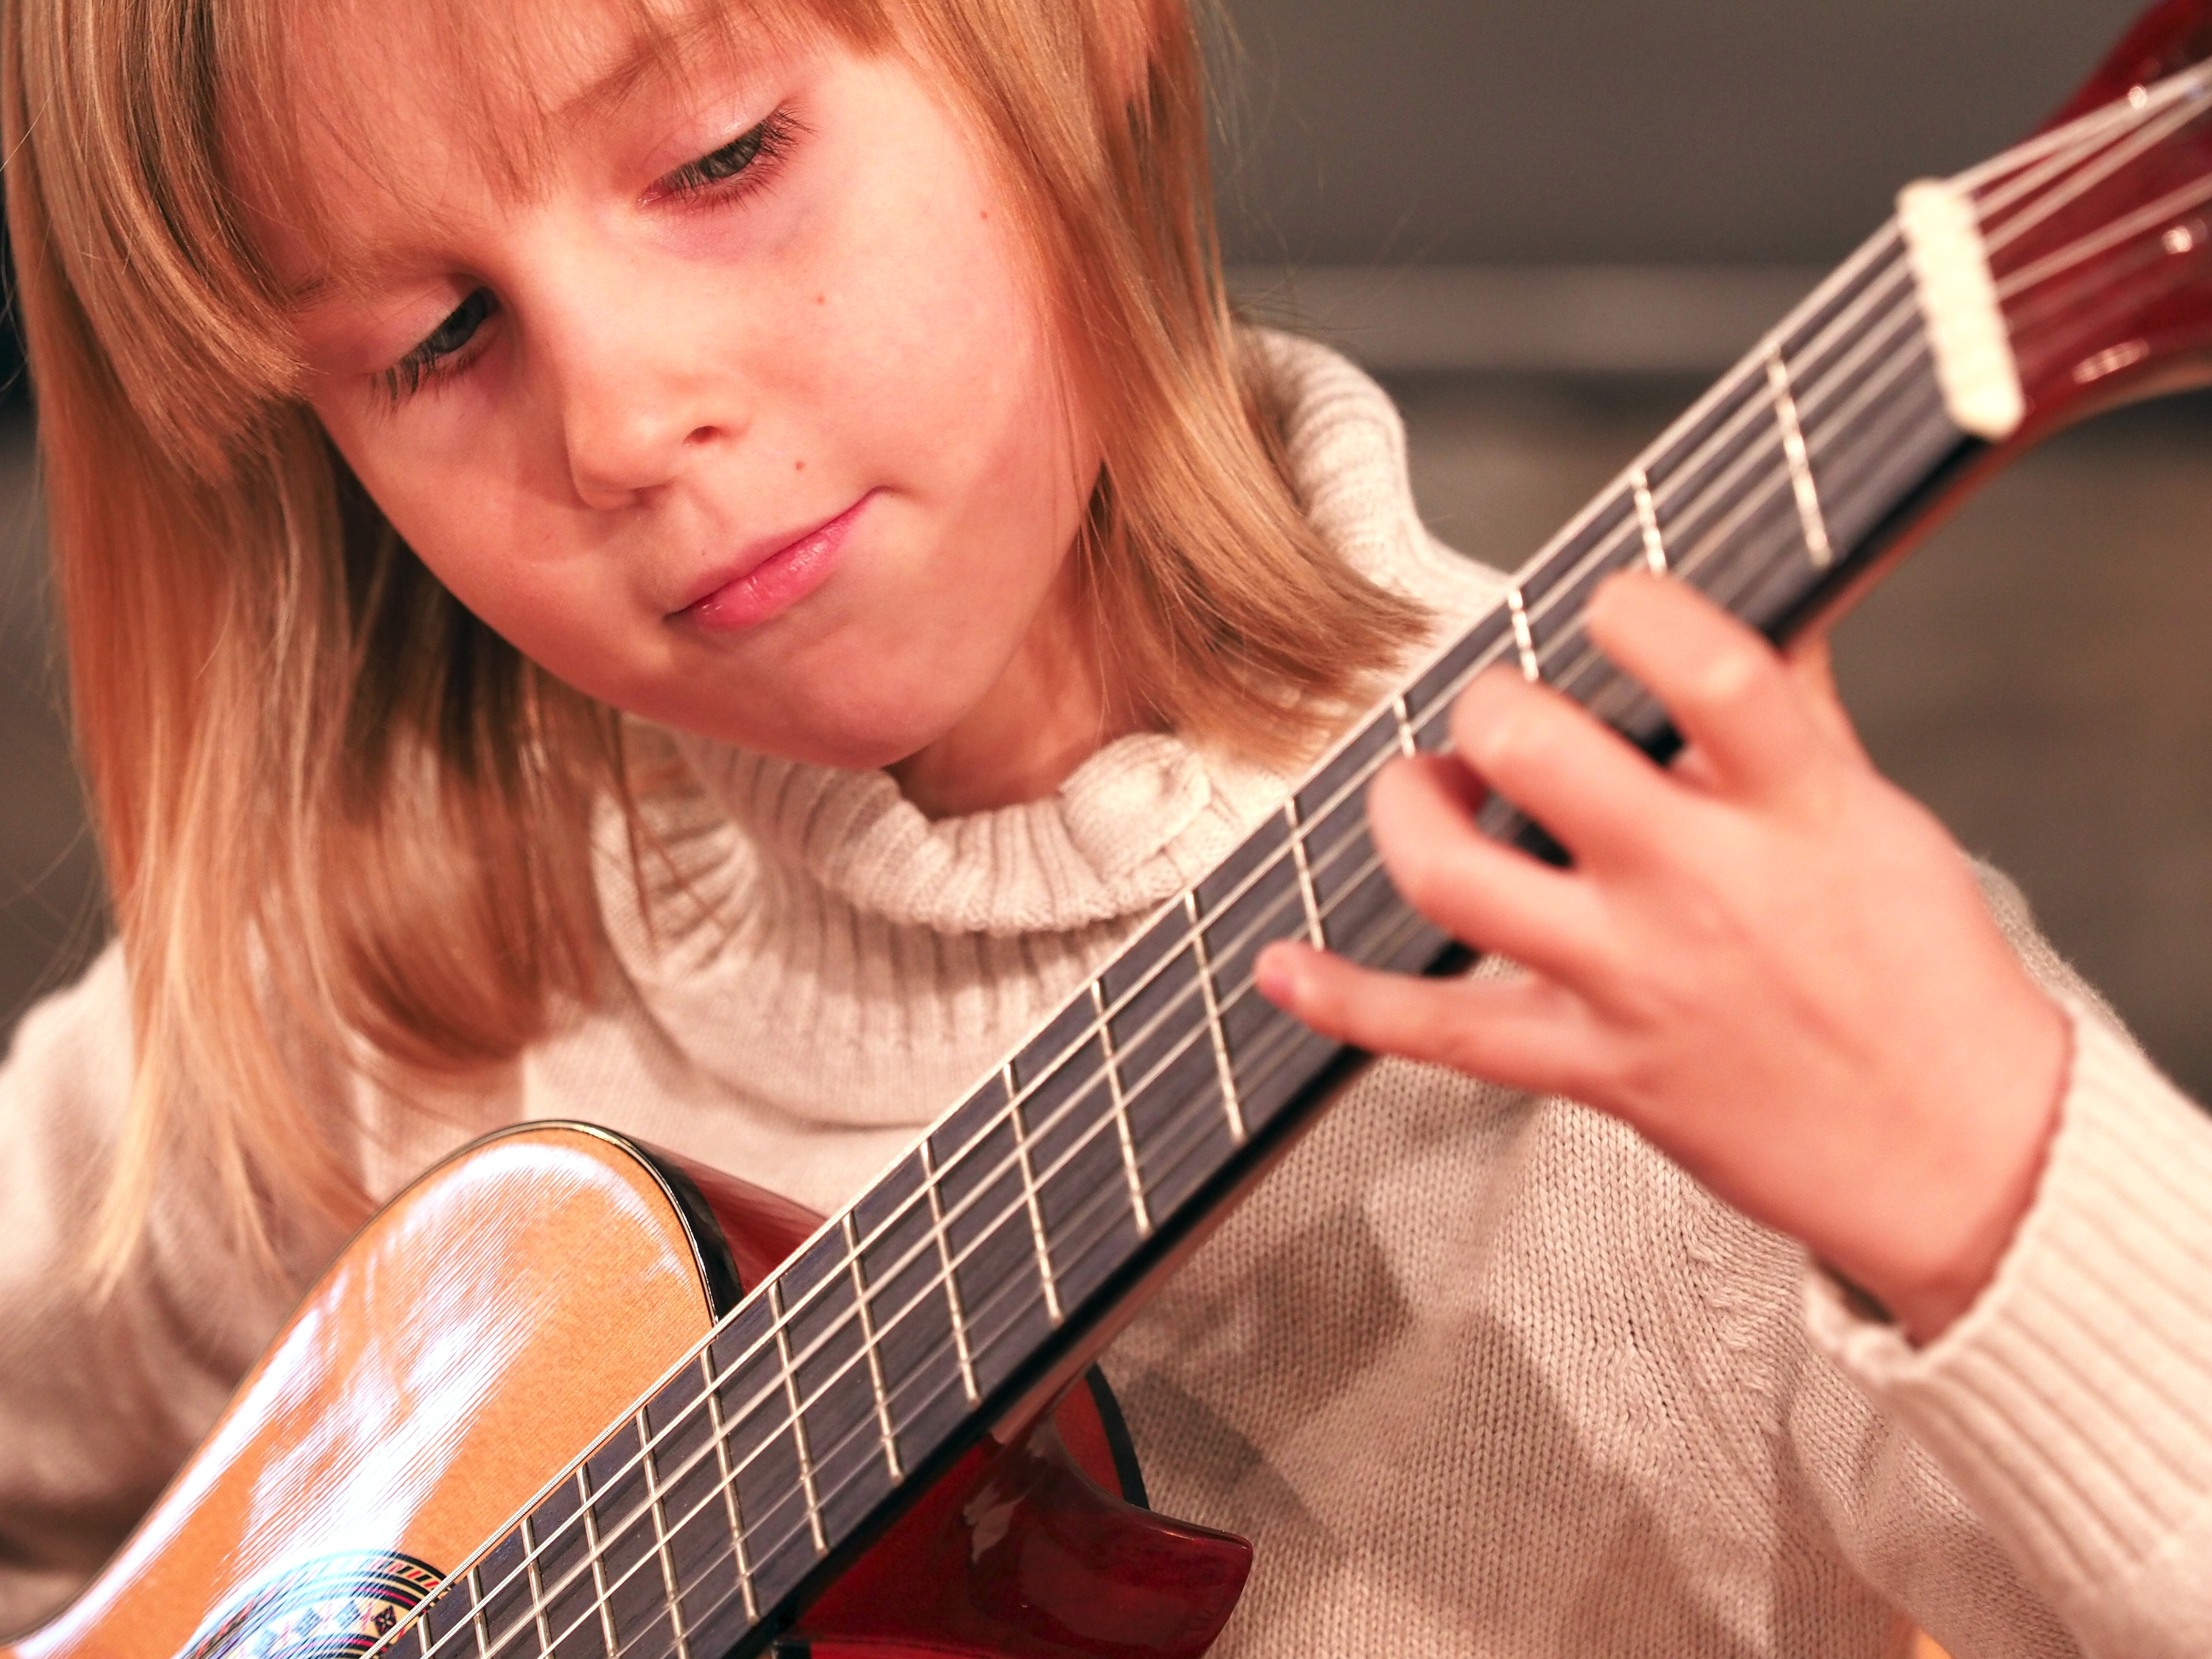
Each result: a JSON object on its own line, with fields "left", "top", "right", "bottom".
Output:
{"left": 20, "top": 5, "right": 2212, "bottom": 1658}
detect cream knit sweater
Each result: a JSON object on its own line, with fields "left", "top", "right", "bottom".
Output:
{"left": 2, "top": 335, "right": 2209, "bottom": 1657}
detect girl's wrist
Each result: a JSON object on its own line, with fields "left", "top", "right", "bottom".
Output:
{"left": 1857, "top": 990, "right": 2073, "bottom": 1346}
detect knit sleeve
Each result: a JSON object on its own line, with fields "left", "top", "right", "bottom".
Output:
{"left": 1804, "top": 999, "right": 2212, "bottom": 1659}
{"left": 0, "top": 946, "right": 312, "bottom": 1638}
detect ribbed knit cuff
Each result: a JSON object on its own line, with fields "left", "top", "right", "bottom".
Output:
{"left": 1805, "top": 999, "right": 2212, "bottom": 1659}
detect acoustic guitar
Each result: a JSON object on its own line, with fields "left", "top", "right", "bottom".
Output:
{"left": 18, "top": 3, "right": 2212, "bottom": 1656}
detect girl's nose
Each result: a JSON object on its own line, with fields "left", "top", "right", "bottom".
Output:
{"left": 533, "top": 268, "right": 747, "bottom": 509}
{"left": 563, "top": 397, "right": 729, "bottom": 511}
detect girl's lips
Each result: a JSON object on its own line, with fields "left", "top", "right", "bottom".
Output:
{"left": 679, "top": 494, "right": 871, "bottom": 632}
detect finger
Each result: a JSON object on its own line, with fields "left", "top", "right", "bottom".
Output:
{"left": 1255, "top": 941, "right": 1603, "bottom": 1100}
{"left": 1586, "top": 572, "right": 1829, "bottom": 800}
{"left": 1445, "top": 666, "right": 1686, "bottom": 871}
{"left": 1365, "top": 755, "right": 1610, "bottom": 981}
{"left": 1783, "top": 634, "right": 1871, "bottom": 762}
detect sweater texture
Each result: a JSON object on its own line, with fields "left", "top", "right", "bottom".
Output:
{"left": 2, "top": 334, "right": 2209, "bottom": 1657}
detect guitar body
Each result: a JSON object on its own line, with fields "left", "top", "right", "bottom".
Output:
{"left": 3, "top": 1126, "right": 1250, "bottom": 1659}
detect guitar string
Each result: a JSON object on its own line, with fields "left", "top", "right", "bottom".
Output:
{"left": 411, "top": 264, "right": 1960, "bottom": 1659}
{"left": 1950, "top": 62, "right": 2209, "bottom": 202}
{"left": 1978, "top": 82, "right": 2212, "bottom": 250}
{"left": 1996, "top": 168, "right": 2212, "bottom": 304}
{"left": 387, "top": 109, "right": 2196, "bottom": 1655}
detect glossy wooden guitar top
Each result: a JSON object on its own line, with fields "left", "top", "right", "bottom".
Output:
{"left": 7, "top": 1126, "right": 722, "bottom": 1659}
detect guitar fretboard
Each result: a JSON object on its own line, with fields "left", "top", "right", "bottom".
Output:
{"left": 390, "top": 205, "right": 1979, "bottom": 1659}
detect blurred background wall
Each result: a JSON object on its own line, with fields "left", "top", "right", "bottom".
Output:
{"left": 5, "top": 0, "right": 2210, "bottom": 1099}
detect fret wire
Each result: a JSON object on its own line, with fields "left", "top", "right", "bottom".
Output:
{"left": 524, "top": 1511, "right": 553, "bottom": 1659}
{"left": 1004, "top": 1062, "right": 1064, "bottom": 1326}
{"left": 1283, "top": 802, "right": 1325, "bottom": 948}
{"left": 580, "top": 1468, "right": 619, "bottom": 1659}
{"left": 702, "top": 1353, "right": 759, "bottom": 1623}
{"left": 841, "top": 1212, "right": 904, "bottom": 1481}
{"left": 1793, "top": 342, "right": 1945, "bottom": 516}
{"left": 1639, "top": 395, "right": 1819, "bottom": 602}
{"left": 1092, "top": 979, "right": 1153, "bottom": 1238}
{"left": 1186, "top": 890, "right": 1247, "bottom": 1143}
{"left": 1529, "top": 364, "right": 1950, "bottom": 708}
{"left": 441, "top": 233, "right": 1959, "bottom": 1640}
{"left": 1786, "top": 286, "right": 1930, "bottom": 452}
{"left": 1638, "top": 363, "right": 1815, "bottom": 583}
{"left": 1631, "top": 469, "right": 1668, "bottom": 573}
{"left": 1622, "top": 253, "right": 1911, "bottom": 556}
{"left": 768, "top": 1279, "right": 829, "bottom": 1557}
{"left": 1766, "top": 347, "right": 1835, "bottom": 569}
{"left": 1390, "top": 693, "right": 1416, "bottom": 755}
{"left": 917, "top": 1136, "right": 979, "bottom": 1405}
{"left": 1455, "top": 235, "right": 1905, "bottom": 710}
{"left": 1471, "top": 353, "right": 1770, "bottom": 649}
{"left": 639, "top": 1407, "right": 692, "bottom": 1659}
{"left": 1506, "top": 587, "right": 1540, "bottom": 680}
{"left": 466, "top": 1569, "right": 491, "bottom": 1659}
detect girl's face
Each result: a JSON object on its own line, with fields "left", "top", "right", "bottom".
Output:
{"left": 277, "top": 11, "right": 1101, "bottom": 776}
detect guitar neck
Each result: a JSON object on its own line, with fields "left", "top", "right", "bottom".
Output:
{"left": 394, "top": 46, "right": 2212, "bottom": 1659}
{"left": 511, "top": 216, "right": 1980, "bottom": 1659}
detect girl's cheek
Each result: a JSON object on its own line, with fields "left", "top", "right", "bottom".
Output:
{"left": 652, "top": 167, "right": 818, "bottom": 269}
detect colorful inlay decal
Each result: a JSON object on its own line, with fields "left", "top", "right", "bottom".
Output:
{"left": 178, "top": 1553, "right": 445, "bottom": 1659}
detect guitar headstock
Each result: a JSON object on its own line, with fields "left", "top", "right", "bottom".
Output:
{"left": 1972, "top": 0, "right": 2212, "bottom": 434}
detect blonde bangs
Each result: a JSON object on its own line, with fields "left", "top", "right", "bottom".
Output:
{"left": 2, "top": 0, "right": 1422, "bottom": 1281}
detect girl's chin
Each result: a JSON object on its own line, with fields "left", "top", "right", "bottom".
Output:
{"left": 674, "top": 709, "right": 963, "bottom": 776}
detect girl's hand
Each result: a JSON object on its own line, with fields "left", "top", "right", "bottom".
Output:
{"left": 1256, "top": 571, "right": 2069, "bottom": 1344}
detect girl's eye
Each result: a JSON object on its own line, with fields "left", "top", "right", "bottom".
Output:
{"left": 656, "top": 109, "right": 799, "bottom": 201}
{"left": 383, "top": 287, "right": 496, "bottom": 403}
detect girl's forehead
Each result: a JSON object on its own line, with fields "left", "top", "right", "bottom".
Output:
{"left": 240, "top": 0, "right": 838, "bottom": 275}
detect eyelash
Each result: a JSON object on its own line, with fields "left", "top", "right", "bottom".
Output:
{"left": 376, "top": 108, "right": 803, "bottom": 407}
{"left": 657, "top": 107, "right": 802, "bottom": 203}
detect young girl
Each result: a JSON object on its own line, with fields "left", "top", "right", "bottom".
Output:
{"left": 1, "top": 0, "right": 2206, "bottom": 1654}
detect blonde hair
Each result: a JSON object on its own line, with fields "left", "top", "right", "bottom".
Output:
{"left": 2, "top": 0, "right": 1423, "bottom": 1277}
